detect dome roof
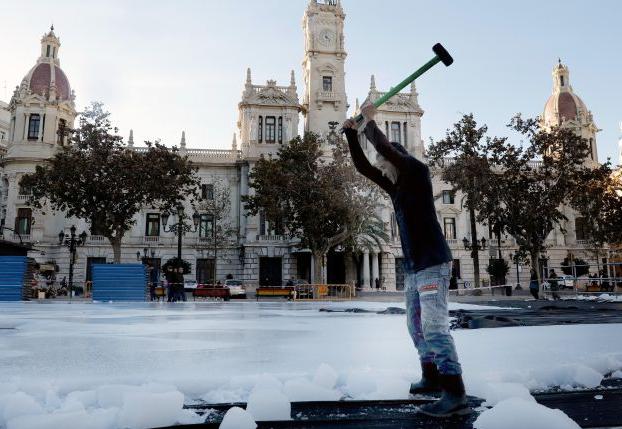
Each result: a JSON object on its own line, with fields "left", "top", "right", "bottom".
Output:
{"left": 542, "top": 61, "right": 588, "bottom": 126}
{"left": 27, "top": 62, "right": 72, "bottom": 101}
{"left": 543, "top": 91, "right": 587, "bottom": 124}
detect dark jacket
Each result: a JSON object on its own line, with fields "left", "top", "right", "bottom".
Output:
{"left": 344, "top": 121, "right": 452, "bottom": 273}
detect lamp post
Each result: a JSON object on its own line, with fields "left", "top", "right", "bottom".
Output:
{"left": 161, "top": 207, "right": 200, "bottom": 260}
{"left": 136, "top": 247, "right": 156, "bottom": 263}
{"left": 463, "top": 236, "right": 487, "bottom": 288}
{"left": 509, "top": 253, "right": 521, "bottom": 290}
{"left": 58, "top": 225, "right": 87, "bottom": 302}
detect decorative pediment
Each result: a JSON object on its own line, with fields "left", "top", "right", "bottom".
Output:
{"left": 316, "top": 63, "right": 337, "bottom": 75}
{"left": 241, "top": 82, "right": 299, "bottom": 107}
{"left": 367, "top": 93, "right": 422, "bottom": 114}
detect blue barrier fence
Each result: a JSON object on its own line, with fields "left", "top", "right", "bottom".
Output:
{"left": 92, "top": 264, "right": 147, "bottom": 301}
{"left": 0, "top": 256, "right": 27, "bottom": 301}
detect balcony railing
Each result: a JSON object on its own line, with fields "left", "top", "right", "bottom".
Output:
{"left": 446, "top": 239, "right": 458, "bottom": 245}
{"left": 88, "top": 235, "right": 106, "bottom": 244}
{"left": 576, "top": 239, "right": 589, "bottom": 246}
{"left": 16, "top": 194, "right": 31, "bottom": 202}
{"left": 13, "top": 233, "right": 30, "bottom": 243}
{"left": 143, "top": 236, "right": 160, "bottom": 244}
{"left": 256, "top": 234, "right": 286, "bottom": 241}
{"left": 316, "top": 91, "right": 337, "bottom": 100}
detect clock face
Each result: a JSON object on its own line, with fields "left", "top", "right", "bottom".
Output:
{"left": 318, "top": 29, "right": 335, "bottom": 48}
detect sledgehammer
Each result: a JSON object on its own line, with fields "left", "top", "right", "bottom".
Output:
{"left": 343, "top": 43, "right": 453, "bottom": 131}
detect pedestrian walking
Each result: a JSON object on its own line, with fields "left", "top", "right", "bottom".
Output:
{"left": 549, "top": 269, "right": 560, "bottom": 300}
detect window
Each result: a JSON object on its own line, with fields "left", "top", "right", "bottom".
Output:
{"left": 560, "top": 75, "right": 564, "bottom": 87}
{"left": 259, "top": 211, "right": 266, "bottom": 236}
{"left": 385, "top": 121, "right": 389, "bottom": 137}
{"left": 201, "top": 184, "right": 214, "bottom": 200}
{"left": 258, "top": 116, "right": 263, "bottom": 143}
{"left": 278, "top": 116, "right": 283, "bottom": 143}
{"left": 18, "top": 183, "right": 32, "bottom": 196}
{"left": 91, "top": 216, "right": 106, "bottom": 236}
{"left": 322, "top": 76, "right": 332, "bottom": 92}
{"left": 0, "top": 131, "right": 5, "bottom": 141}
{"left": 199, "top": 213, "right": 214, "bottom": 238}
{"left": 28, "top": 114, "right": 40, "bottom": 140}
{"left": 390, "top": 122, "right": 401, "bottom": 143}
{"left": 443, "top": 217, "right": 456, "bottom": 240}
{"left": 145, "top": 213, "right": 160, "bottom": 237}
{"left": 46, "top": 45, "right": 51, "bottom": 57}
{"left": 403, "top": 122, "right": 408, "bottom": 146}
{"left": 15, "top": 208, "right": 32, "bottom": 235}
{"left": 265, "top": 116, "right": 276, "bottom": 143}
{"left": 442, "top": 190, "right": 454, "bottom": 204}
{"left": 589, "top": 138, "right": 593, "bottom": 160}
{"left": 57, "top": 119, "right": 67, "bottom": 145}
{"left": 575, "top": 217, "right": 589, "bottom": 241}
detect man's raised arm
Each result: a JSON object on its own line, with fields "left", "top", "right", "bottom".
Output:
{"left": 342, "top": 120, "right": 394, "bottom": 194}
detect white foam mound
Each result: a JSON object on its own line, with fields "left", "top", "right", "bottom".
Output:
{"left": 313, "top": 363, "right": 339, "bottom": 389}
{"left": 246, "top": 388, "right": 290, "bottom": 421}
{"left": 219, "top": 407, "right": 256, "bottom": 429}
{"left": 283, "top": 378, "right": 341, "bottom": 402}
{"left": 474, "top": 397, "right": 581, "bottom": 429}
{"left": 117, "top": 390, "right": 184, "bottom": 429}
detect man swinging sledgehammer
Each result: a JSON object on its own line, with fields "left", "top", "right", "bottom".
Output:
{"left": 342, "top": 103, "right": 471, "bottom": 417}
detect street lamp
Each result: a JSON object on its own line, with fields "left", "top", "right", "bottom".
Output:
{"left": 462, "top": 237, "right": 487, "bottom": 251}
{"left": 136, "top": 247, "right": 156, "bottom": 262}
{"left": 161, "top": 207, "right": 200, "bottom": 260}
{"left": 58, "top": 225, "right": 88, "bottom": 302}
{"left": 509, "top": 253, "right": 521, "bottom": 290}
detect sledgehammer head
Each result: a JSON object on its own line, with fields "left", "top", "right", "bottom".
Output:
{"left": 433, "top": 43, "right": 453, "bottom": 67}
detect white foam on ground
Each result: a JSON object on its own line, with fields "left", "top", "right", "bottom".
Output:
{"left": 219, "top": 407, "right": 256, "bottom": 429}
{"left": 474, "top": 397, "right": 581, "bottom": 429}
{"left": 246, "top": 388, "right": 290, "bottom": 421}
{"left": 0, "top": 301, "right": 620, "bottom": 429}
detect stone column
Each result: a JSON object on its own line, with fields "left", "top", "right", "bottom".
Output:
{"left": 362, "top": 251, "right": 370, "bottom": 289}
{"left": 371, "top": 252, "right": 379, "bottom": 289}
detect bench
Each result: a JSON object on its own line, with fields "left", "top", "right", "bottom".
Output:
{"left": 193, "top": 287, "right": 230, "bottom": 301}
{"left": 256, "top": 286, "right": 295, "bottom": 300}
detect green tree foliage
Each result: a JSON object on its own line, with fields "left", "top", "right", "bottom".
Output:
{"left": 486, "top": 258, "right": 510, "bottom": 285}
{"left": 427, "top": 114, "right": 504, "bottom": 288}
{"left": 21, "top": 102, "right": 200, "bottom": 262}
{"left": 480, "top": 115, "right": 593, "bottom": 284}
{"left": 243, "top": 131, "right": 385, "bottom": 283}
{"left": 560, "top": 254, "right": 589, "bottom": 277}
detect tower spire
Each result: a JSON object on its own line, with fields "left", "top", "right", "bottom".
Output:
{"left": 246, "top": 67, "right": 252, "bottom": 85}
{"left": 180, "top": 131, "right": 186, "bottom": 148}
{"left": 370, "top": 74, "right": 376, "bottom": 91}
{"left": 232, "top": 133, "right": 238, "bottom": 151}
{"left": 290, "top": 70, "right": 296, "bottom": 86}
{"left": 128, "top": 129, "right": 134, "bottom": 147}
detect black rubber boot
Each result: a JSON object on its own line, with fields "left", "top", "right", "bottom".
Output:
{"left": 409, "top": 362, "right": 441, "bottom": 396}
{"left": 418, "top": 374, "right": 472, "bottom": 417}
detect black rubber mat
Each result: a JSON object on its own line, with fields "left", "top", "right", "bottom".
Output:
{"left": 155, "top": 386, "right": 622, "bottom": 429}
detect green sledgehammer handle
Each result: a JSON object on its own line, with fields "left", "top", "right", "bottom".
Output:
{"left": 350, "top": 43, "right": 453, "bottom": 124}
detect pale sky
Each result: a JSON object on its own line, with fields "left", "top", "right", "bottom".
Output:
{"left": 1, "top": 0, "right": 620, "bottom": 164}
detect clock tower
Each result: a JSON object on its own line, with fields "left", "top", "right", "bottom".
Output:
{"left": 302, "top": 0, "right": 347, "bottom": 137}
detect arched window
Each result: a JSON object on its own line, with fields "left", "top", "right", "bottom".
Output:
{"left": 258, "top": 116, "right": 263, "bottom": 143}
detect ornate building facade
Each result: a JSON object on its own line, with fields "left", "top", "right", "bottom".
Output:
{"left": 0, "top": 1, "right": 606, "bottom": 291}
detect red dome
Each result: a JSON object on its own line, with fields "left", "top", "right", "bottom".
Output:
{"left": 28, "top": 62, "right": 71, "bottom": 100}
{"left": 543, "top": 91, "right": 586, "bottom": 124}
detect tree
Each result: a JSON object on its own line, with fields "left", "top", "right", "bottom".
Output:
{"left": 243, "top": 131, "right": 385, "bottom": 283}
{"left": 570, "top": 162, "right": 622, "bottom": 272}
{"left": 195, "top": 179, "right": 238, "bottom": 284}
{"left": 560, "top": 254, "right": 589, "bottom": 278}
{"left": 21, "top": 102, "right": 200, "bottom": 262}
{"left": 486, "top": 258, "right": 509, "bottom": 285}
{"left": 480, "top": 115, "right": 592, "bottom": 285}
{"left": 427, "top": 114, "right": 504, "bottom": 288}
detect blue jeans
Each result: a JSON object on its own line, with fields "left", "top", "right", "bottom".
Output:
{"left": 405, "top": 262, "right": 462, "bottom": 375}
